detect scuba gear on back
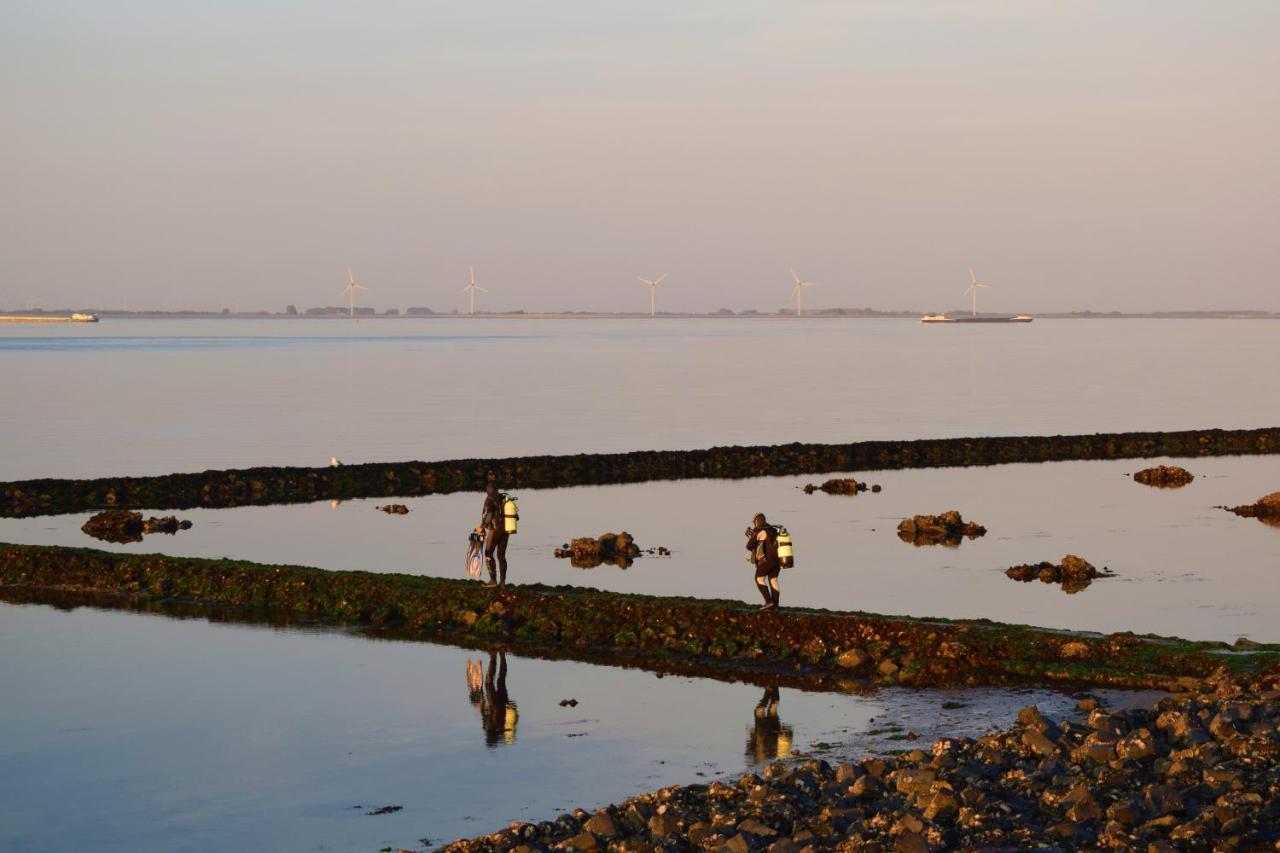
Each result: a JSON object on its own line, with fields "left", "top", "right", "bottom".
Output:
{"left": 503, "top": 496, "right": 520, "bottom": 534}
{"left": 777, "top": 527, "right": 794, "bottom": 568}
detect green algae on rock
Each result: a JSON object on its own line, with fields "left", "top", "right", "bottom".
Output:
{"left": 3, "top": 543, "right": 1277, "bottom": 692}
{"left": 3, "top": 426, "right": 1279, "bottom": 518}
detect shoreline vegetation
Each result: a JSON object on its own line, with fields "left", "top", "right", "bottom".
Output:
{"left": 3, "top": 543, "right": 1277, "bottom": 693}
{"left": 3, "top": 426, "right": 1278, "bottom": 518}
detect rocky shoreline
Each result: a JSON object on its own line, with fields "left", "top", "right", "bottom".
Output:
{"left": 441, "top": 666, "right": 1280, "bottom": 852}
{"left": 3, "top": 426, "right": 1278, "bottom": 517}
{"left": 2, "top": 543, "right": 1277, "bottom": 692}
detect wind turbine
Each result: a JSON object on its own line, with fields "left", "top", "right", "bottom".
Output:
{"left": 460, "top": 265, "right": 487, "bottom": 315}
{"left": 636, "top": 273, "right": 667, "bottom": 317}
{"left": 964, "top": 267, "right": 992, "bottom": 317}
{"left": 789, "top": 269, "right": 816, "bottom": 316}
{"left": 341, "top": 267, "right": 368, "bottom": 319}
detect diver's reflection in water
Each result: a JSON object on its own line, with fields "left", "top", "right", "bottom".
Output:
{"left": 467, "top": 651, "right": 518, "bottom": 747}
{"left": 746, "top": 685, "right": 793, "bottom": 764}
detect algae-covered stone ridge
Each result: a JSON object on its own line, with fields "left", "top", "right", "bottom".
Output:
{"left": 2, "top": 543, "right": 1277, "bottom": 694}
{"left": 442, "top": 667, "right": 1280, "bottom": 852}
{"left": 2, "top": 426, "right": 1278, "bottom": 517}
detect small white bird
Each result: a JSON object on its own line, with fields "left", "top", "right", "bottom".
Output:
{"left": 330, "top": 457, "right": 342, "bottom": 467}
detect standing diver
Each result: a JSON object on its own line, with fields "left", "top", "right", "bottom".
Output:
{"left": 746, "top": 512, "right": 782, "bottom": 610}
{"left": 480, "top": 483, "right": 509, "bottom": 588}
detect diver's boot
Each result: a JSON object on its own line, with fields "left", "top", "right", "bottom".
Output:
{"left": 485, "top": 558, "right": 498, "bottom": 588}
{"left": 755, "top": 580, "right": 774, "bottom": 609}
{"left": 770, "top": 581, "right": 781, "bottom": 609}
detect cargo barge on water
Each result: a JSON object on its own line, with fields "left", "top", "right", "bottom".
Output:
{"left": 0, "top": 313, "right": 99, "bottom": 323}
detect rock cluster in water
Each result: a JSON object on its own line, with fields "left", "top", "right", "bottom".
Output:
{"left": 1005, "top": 555, "right": 1113, "bottom": 594}
{"left": 896, "top": 512, "right": 986, "bottom": 547}
{"left": 555, "top": 532, "right": 643, "bottom": 569}
{"left": 1224, "top": 492, "right": 1280, "bottom": 527}
{"left": 1133, "top": 465, "right": 1195, "bottom": 488}
{"left": 442, "top": 667, "right": 1280, "bottom": 852}
{"left": 80, "top": 510, "right": 192, "bottom": 544}
{"left": 377, "top": 504, "right": 410, "bottom": 514}
{"left": 803, "top": 479, "right": 879, "bottom": 496}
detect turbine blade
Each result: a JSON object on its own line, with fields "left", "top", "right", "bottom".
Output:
{"left": 475, "top": 286, "right": 488, "bottom": 293}
{"left": 654, "top": 273, "right": 667, "bottom": 285}
{"left": 791, "top": 269, "right": 802, "bottom": 285}
{"left": 970, "top": 267, "right": 977, "bottom": 285}
{"left": 459, "top": 286, "right": 470, "bottom": 294}
{"left": 348, "top": 266, "right": 355, "bottom": 285}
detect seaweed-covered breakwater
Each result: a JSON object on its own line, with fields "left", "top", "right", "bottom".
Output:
{"left": 3, "top": 543, "right": 1276, "bottom": 691}
{"left": 2, "top": 426, "right": 1278, "bottom": 518}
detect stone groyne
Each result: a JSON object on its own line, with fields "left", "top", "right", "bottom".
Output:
{"left": 3, "top": 543, "right": 1276, "bottom": 691}
{"left": 3, "top": 426, "right": 1278, "bottom": 518}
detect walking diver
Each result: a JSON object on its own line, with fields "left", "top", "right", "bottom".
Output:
{"left": 481, "top": 483, "right": 510, "bottom": 587}
{"left": 746, "top": 512, "right": 782, "bottom": 610}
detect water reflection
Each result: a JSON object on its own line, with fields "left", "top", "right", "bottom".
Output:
{"left": 468, "top": 651, "right": 518, "bottom": 747}
{"left": 745, "top": 685, "right": 793, "bottom": 764}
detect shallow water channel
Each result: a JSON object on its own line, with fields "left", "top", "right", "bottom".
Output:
{"left": 0, "top": 600, "right": 1144, "bottom": 853}
{"left": 5, "top": 455, "right": 1278, "bottom": 643}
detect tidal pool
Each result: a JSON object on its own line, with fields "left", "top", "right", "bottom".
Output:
{"left": 0, "top": 601, "right": 1135, "bottom": 853}
{"left": 4, "top": 455, "right": 1278, "bottom": 643}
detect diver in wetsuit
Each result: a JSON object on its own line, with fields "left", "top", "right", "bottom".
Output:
{"left": 745, "top": 684, "right": 793, "bottom": 764}
{"left": 481, "top": 483, "right": 509, "bottom": 587}
{"left": 746, "top": 512, "right": 781, "bottom": 610}
{"left": 480, "top": 650, "right": 518, "bottom": 747}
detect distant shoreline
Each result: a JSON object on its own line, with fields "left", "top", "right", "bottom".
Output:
{"left": 2, "top": 310, "right": 1277, "bottom": 321}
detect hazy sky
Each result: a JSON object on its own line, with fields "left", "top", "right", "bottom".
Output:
{"left": 3, "top": 1, "right": 1278, "bottom": 313}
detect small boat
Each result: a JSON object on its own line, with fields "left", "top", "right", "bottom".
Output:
{"left": 71, "top": 313, "right": 99, "bottom": 323}
{"left": 921, "top": 314, "right": 1033, "bottom": 324}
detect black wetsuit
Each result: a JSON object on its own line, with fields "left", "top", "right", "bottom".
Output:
{"left": 482, "top": 493, "right": 509, "bottom": 585}
{"left": 747, "top": 524, "right": 781, "bottom": 606}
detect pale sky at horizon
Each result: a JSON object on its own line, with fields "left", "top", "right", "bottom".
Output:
{"left": 3, "top": 1, "right": 1278, "bottom": 314}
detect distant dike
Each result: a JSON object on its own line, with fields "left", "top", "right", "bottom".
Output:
{"left": 2, "top": 427, "right": 1277, "bottom": 517}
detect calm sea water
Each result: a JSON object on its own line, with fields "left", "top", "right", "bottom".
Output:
{"left": 1, "top": 317, "right": 1277, "bottom": 480}
{"left": 1, "top": 318, "right": 1273, "bottom": 852}
{"left": 0, "top": 601, "right": 1121, "bottom": 853}
{"left": 5, "top": 454, "right": 1277, "bottom": 643}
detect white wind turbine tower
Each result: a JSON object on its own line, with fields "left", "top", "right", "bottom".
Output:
{"left": 964, "top": 267, "right": 992, "bottom": 317}
{"left": 789, "top": 269, "right": 816, "bottom": 316}
{"left": 460, "top": 265, "right": 487, "bottom": 315}
{"left": 636, "top": 273, "right": 667, "bottom": 317}
{"left": 341, "top": 267, "right": 368, "bottom": 319}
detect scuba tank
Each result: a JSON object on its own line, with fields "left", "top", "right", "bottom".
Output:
{"left": 776, "top": 527, "right": 794, "bottom": 568}
{"left": 503, "top": 496, "right": 520, "bottom": 534}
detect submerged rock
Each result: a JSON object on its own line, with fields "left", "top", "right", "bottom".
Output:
{"left": 1133, "top": 465, "right": 1195, "bottom": 487}
{"left": 1224, "top": 491, "right": 1280, "bottom": 526}
{"left": 377, "top": 504, "right": 410, "bottom": 514}
{"left": 554, "top": 532, "right": 643, "bottom": 569}
{"left": 1005, "top": 554, "right": 1112, "bottom": 593}
{"left": 896, "top": 511, "right": 986, "bottom": 546}
{"left": 81, "top": 510, "right": 191, "bottom": 543}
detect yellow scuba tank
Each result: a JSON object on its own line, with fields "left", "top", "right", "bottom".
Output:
{"left": 503, "top": 496, "right": 519, "bottom": 534}
{"left": 777, "top": 527, "right": 793, "bottom": 568}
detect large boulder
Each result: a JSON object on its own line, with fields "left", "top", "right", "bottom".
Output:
{"left": 1133, "top": 465, "right": 1194, "bottom": 488}
{"left": 555, "top": 532, "right": 642, "bottom": 569}
{"left": 1006, "top": 554, "right": 1111, "bottom": 594}
{"left": 897, "top": 511, "right": 986, "bottom": 547}
{"left": 803, "top": 478, "right": 871, "bottom": 495}
{"left": 1225, "top": 492, "right": 1280, "bottom": 526}
{"left": 81, "top": 510, "right": 191, "bottom": 543}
